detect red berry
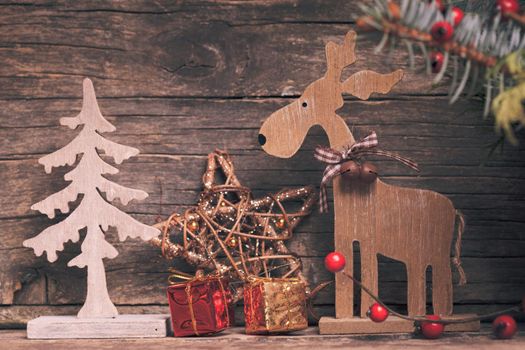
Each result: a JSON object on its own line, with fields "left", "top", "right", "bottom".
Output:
{"left": 324, "top": 251, "right": 346, "bottom": 273}
{"left": 430, "top": 51, "right": 444, "bottom": 73}
{"left": 450, "top": 7, "right": 464, "bottom": 26}
{"left": 420, "top": 315, "right": 445, "bottom": 339}
{"left": 492, "top": 315, "right": 518, "bottom": 339}
{"left": 431, "top": 21, "right": 454, "bottom": 42}
{"left": 367, "top": 303, "right": 389, "bottom": 323}
{"left": 497, "top": 0, "right": 520, "bottom": 16}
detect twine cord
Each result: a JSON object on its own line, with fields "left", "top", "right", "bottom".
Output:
{"left": 453, "top": 210, "right": 467, "bottom": 286}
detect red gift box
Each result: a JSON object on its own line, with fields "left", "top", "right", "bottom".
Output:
{"left": 167, "top": 276, "right": 233, "bottom": 336}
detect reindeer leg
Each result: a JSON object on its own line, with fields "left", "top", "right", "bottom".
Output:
{"left": 432, "top": 259, "right": 453, "bottom": 316}
{"left": 407, "top": 263, "right": 427, "bottom": 316}
{"left": 359, "top": 247, "right": 378, "bottom": 318}
{"left": 336, "top": 239, "right": 354, "bottom": 318}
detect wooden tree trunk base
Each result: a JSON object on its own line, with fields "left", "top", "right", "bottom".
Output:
{"left": 318, "top": 315, "right": 480, "bottom": 335}
{"left": 26, "top": 314, "right": 170, "bottom": 339}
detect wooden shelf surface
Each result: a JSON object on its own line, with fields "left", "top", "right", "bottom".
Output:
{"left": 2, "top": 326, "right": 525, "bottom": 349}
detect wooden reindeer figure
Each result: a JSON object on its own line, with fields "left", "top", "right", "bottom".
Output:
{"left": 258, "top": 31, "right": 477, "bottom": 334}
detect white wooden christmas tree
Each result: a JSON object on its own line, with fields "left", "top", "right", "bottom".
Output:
{"left": 23, "top": 78, "right": 160, "bottom": 319}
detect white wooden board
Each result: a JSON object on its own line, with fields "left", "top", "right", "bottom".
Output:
{"left": 26, "top": 314, "right": 170, "bottom": 339}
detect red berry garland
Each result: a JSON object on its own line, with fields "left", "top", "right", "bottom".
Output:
{"left": 431, "top": 21, "right": 454, "bottom": 42}
{"left": 324, "top": 251, "right": 346, "bottom": 273}
{"left": 430, "top": 51, "right": 444, "bottom": 73}
{"left": 367, "top": 303, "right": 389, "bottom": 323}
{"left": 497, "top": 0, "right": 520, "bottom": 17}
{"left": 492, "top": 315, "right": 518, "bottom": 339}
{"left": 323, "top": 253, "right": 523, "bottom": 339}
{"left": 450, "top": 7, "right": 464, "bottom": 27}
{"left": 420, "top": 315, "right": 445, "bottom": 339}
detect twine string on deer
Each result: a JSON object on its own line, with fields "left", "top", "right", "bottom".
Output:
{"left": 453, "top": 210, "right": 467, "bottom": 286}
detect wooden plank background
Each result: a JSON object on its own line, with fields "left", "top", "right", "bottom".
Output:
{"left": 0, "top": 0, "right": 524, "bottom": 327}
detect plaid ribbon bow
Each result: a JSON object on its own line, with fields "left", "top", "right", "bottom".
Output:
{"left": 314, "top": 131, "right": 419, "bottom": 213}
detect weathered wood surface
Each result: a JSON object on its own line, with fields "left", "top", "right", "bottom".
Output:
{"left": 2, "top": 327, "right": 525, "bottom": 350}
{"left": 0, "top": 0, "right": 524, "bottom": 328}
{"left": 0, "top": 1, "right": 450, "bottom": 99}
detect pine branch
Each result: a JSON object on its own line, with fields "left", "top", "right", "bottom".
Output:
{"left": 358, "top": 9, "right": 498, "bottom": 67}
{"left": 507, "top": 11, "right": 525, "bottom": 27}
{"left": 356, "top": 0, "right": 525, "bottom": 144}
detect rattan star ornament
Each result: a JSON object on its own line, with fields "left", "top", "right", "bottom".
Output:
{"left": 151, "top": 150, "right": 316, "bottom": 301}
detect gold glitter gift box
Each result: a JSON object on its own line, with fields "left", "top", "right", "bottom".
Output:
{"left": 243, "top": 278, "right": 308, "bottom": 334}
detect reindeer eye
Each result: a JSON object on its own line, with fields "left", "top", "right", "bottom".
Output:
{"left": 302, "top": 101, "right": 308, "bottom": 108}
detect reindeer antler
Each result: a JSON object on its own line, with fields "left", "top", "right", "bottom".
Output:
{"left": 326, "top": 31, "right": 357, "bottom": 80}
{"left": 343, "top": 69, "right": 404, "bottom": 100}
{"left": 325, "top": 31, "right": 403, "bottom": 100}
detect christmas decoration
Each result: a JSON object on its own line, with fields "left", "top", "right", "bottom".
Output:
{"left": 356, "top": 0, "right": 525, "bottom": 144}
{"left": 151, "top": 150, "right": 316, "bottom": 303}
{"left": 418, "top": 315, "right": 445, "bottom": 339}
{"left": 324, "top": 251, "right": 346, "bottom": 273}
{"left": 167, "top": 275, "right": 232, "bottom": 337}
{"left": 23, "top": 78, "right": 166, "bottom": 340}
{"left": 450, "top": 7, "right": 465, "bottom": 27}
{"left": 497, "top": 0, "right": 520, "bottom": 17}
{"left": 367, "top": 303, "right": 389, "bottom": 323}
{"left": 23, "top": 78, "right": 159, "bottom": 319}
{"left": 315, "top": 131, "right": 418, "bottom": 212}
{"left": 244, "top": 277, "right": 308, "bottom": 334}
{"left": 322, "top": 252, "right": 522, "bottom": 339}
{"left": 430, "top": 21, "right": 454, "bottom": 42}
{"left": 259, "top": 30, "right": 475, "bottom": 334}
{"left": 359, "top": 162, "right": 379, "bottom": 184}
{"left": 492, "top": 315, "right": 518, "bottom": 339}
{"left": 339, "top": 160, "right": 361, "bottom": 181}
